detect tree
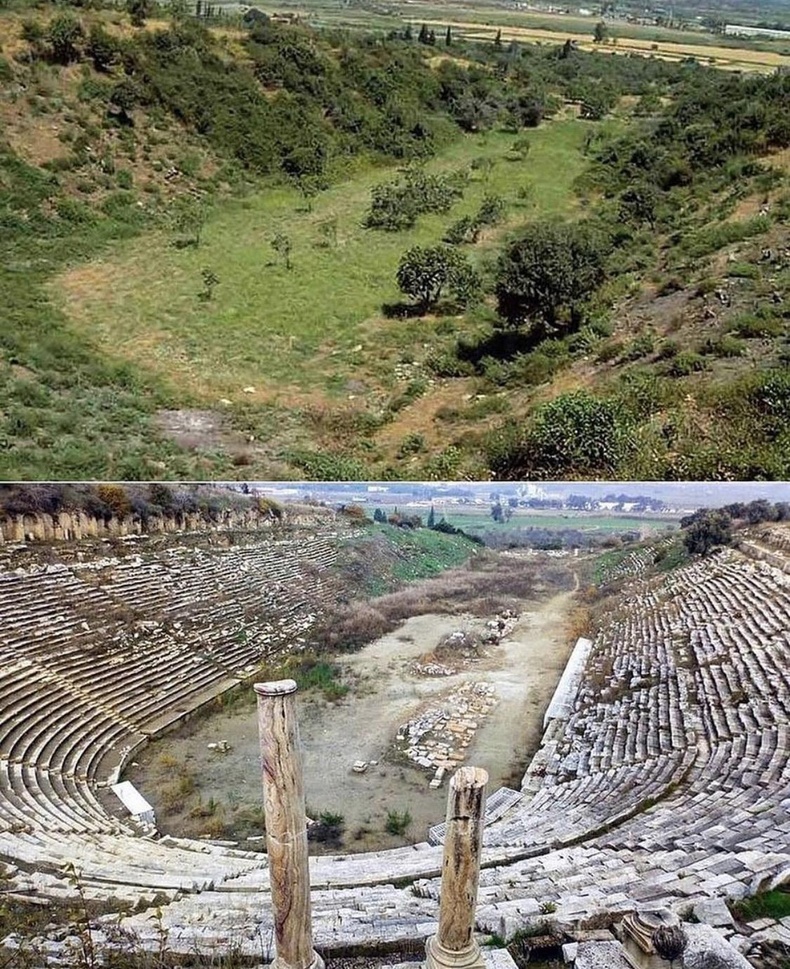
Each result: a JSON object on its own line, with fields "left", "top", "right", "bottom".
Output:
{"left": 199, "top": 268, "right": 219, "bottom": 301}
{"left": 620, "top": 183, "right": 659, "bottom": 229}
{"left": 593, "top": 20, "right": 608, "bottom": 42}
{"left": 403, "top": 23, "right": 413, "bottom": 41}
{"left": 396, "top": 245, "right": 480, "bottom": 309}
{"left": 495, "top": 221, "right": 608, "bottom": 337}
{"left": 172, "top": 196, "right": 208, "bottom": 248}
{"left": 418, "top": 23, "right": 428, "bottom": 43}
{"left": 494, "top": 28, "right": 502, "bottom": 48}
{"left": 296, "top": 174, "right": 321, "bottom": 212}
{"left": 445, "top": 25, "right": 452, "bottom": 45}
{"left": 271, "top": 232, "right": 292, "bottom": 270}
{"left": 47, "top": 14, "right": 83, "bottom": 65}
{"left": 126, "top": 0, "right": 154, "bottom": 26}
{"left": 108, "top": 79, "right": 139, "bottom": 125}
{"left": 97, "top": 485, "right": 132, "bottom": 518}
{"left": 683, "top": 511, "right": 732, "bottom": 556}
{"left": 427, "top": 505, "right": 436, "bottom": 528}
{"left": 148, "top": 483, "right": 175, "bottom": 511}
{"left": 373, "top": 508, "right": 387, "bottom": 523}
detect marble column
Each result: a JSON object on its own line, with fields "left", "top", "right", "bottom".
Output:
{"left": 255, "top": 679, "right": 324, "bottom": 969}
{"left": 426, "top": 766, "right": 488, "bottom": 969}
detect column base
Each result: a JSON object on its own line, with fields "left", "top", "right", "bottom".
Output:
{"left": 425, "top": 935, "right": 486, "bottom": 969}
{"left": 274, "top": 951, "right": 325, "bottom": 969}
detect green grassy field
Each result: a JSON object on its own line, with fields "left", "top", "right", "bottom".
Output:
{"left": 52, "top": 122, "right": 587, "bottom": 403}
{"left": 45, "top": 120, "right": 590, "bottom": 478}
{"left": 398, "top": 509, "right": 679, "bottom": 532}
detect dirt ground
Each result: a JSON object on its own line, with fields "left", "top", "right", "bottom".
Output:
{"left": 129, "top": 582, "right": 578, "bottom": 852}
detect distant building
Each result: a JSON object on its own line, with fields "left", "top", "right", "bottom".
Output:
{"left": 724, "top": 23, "right": 790, "bottom": 40}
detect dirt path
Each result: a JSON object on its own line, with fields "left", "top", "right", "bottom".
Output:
{"left": 130, "top": 584, "right": 579, "bottom": 852}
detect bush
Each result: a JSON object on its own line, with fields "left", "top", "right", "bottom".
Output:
{"left": 47, "top": 14, "right": 84, "bottom": 65}
{"left": 489, "top": 391, "right": 628, "bottom": 478}
{"left": 385, "top": 809, "right": 412, "bottom": 836}
{"left": 476, "top": 193, "right": 506, "bottom": 226}
{"left": 96, "top": 484, "right": 132, "bottom": 518}
{"left": 731, "top": 312, "right": 784, "bottom": 339}
{"left": 666, "top": 350, "right": 707, "bottom": 377}
{"left": 701, "top": 334, "right": 745, "bottom": 358}
{"left": 444, "top": 215, "right": 479, "bottom": 245}
{"left": 366, "top": 169, "right": 465, "bottom": 231}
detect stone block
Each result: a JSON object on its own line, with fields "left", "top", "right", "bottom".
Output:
{"left": 693, "top": 898, "right": 735, "bottom": 928}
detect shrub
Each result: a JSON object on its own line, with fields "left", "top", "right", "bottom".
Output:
{"left": 620, "top": 332, "right": 654, "bottom": 361}
{"left": 397, "top": 433, "right": 426, "bottom": 457}
{"left": 476, "top": 194, "right": 506, "bottom": 226}
{"left": 96, "top": 484, "right": 132, "bottom": 518}
{"left": 731, "top": 312, "right": 783, "bottom": 339}
{"left": 385, "top": 809, "right": 412, "bottom": 836}
{"left": 47, "top": 14, "right": 84, "bottom": 65}
{"left": 666, "top": 351, "right": 707, "bottom": 377}
{"left": 366, "top": 169, "right": 464, "bottom": 231}
{"left": 444, "top": 215, "right": 479, "bottom": 245}
{"left": 488, "top": 392, "right": 628, "bottom": 478}
{"left": 701, "top": 334, "right": 745, "bottom": 358}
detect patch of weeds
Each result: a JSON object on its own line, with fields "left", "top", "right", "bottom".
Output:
{"left": 731, "top": 891, "right": 790, "bottom": 923}
{"left": 700, "top": 334, "right": 745, "bottom": 358}
{"left": 285, "top": 449, "right": 371, "bottom": 481}
{"left": 730, "top": 311, "right": 784, "bottom": 339}
{"left": 665, "top": 350, "right": 708, "bottom": 377}
{"left": 397, "top": 433, "right": 426, "bottom": 458}
{"left": 385, "top": 809, "right": 412, "bottom": 836}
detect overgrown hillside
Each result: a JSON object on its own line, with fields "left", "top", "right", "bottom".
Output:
{"left": 2, "top": 3, "right": 788, "bottom": 479}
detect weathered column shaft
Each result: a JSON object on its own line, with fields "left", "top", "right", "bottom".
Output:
{"left": 255, "top": 679, "right": 322, "bottom": 969}
{"left": 426, "top": 766, "right": 488, "bottom": 969}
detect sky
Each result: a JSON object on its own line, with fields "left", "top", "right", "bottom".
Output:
{"left": 240, "top": 481, "right": 790, "bottom": 508}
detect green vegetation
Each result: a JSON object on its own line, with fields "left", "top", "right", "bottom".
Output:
{"left": 731, "top": 890, "right": 790, "bottom": 922}
{"left": 382, "top": 523, "right": 480, "bottom": 581}
{"left": 384, "top": 808, "right": 412, "bottom": 836}
{"left": 266, "top": 653, "right": 349, "bottom": 701}
{"left": 3, "top": 0, "right": 790, "bottom": 478}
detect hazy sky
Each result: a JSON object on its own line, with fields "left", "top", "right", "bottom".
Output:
{"left": 247, "top": 481, "right": 790, "bottom": 507}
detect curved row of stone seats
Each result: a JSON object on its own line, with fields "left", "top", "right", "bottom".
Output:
{"left": 598, "top": 539, "right": 673, "bottom": 584}
{"left": 0, "top": 532, "right": 350, "bottom": 868}
{"left": 3, "top": 542, "right": 790, "bottom": 960}
{"left": 0, "top": 828, "right": 267, "bottom": 903}
{"left": 484, "top": 750, "right": 690, "bottom": 849}
{"left": 69, "top": 546, "right": 790, "bottom": 958}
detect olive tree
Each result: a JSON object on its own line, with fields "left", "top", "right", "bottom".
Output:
{"left": 495, "top": 221, "right": 609, "bottom": 337}
{"left": 396, "top": 245, "right": 480, "bottom": 309}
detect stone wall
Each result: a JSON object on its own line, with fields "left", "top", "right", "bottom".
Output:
{"left": 0, "top": 504, "right": 336, "bottom": 545}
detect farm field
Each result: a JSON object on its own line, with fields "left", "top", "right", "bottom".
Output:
{"left": 419, "top": 20, "right": 790, "bottom": 72}
{"left": 3, "top": 0, "right": 790, "bottom": 481}
{"left": 231, "top": 0, "right": 790, "bottom": 72}
{"left": 398, "top": 509, "right": 679, "bottom": 533}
